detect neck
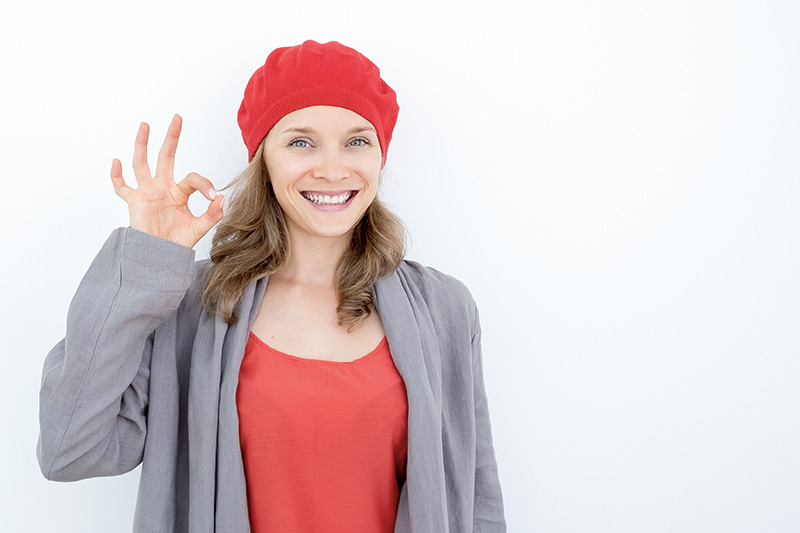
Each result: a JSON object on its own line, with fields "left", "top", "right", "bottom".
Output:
{"left": 275, "top": 230, "right": 351, "bottom": 288}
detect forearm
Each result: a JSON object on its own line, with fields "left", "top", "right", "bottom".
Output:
{"left": 37, "top": 227, "right": 195, "bottom": 481}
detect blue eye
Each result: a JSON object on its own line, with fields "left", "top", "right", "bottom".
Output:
{"left": 289, "top": 138, "right": 310, "bottom": 148}
{"left": 349, "top": 137, "right": 369, "bottom": 147}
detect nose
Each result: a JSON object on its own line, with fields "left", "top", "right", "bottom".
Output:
{"left": 311, "top": 146, "right": 350, "bottom": 182}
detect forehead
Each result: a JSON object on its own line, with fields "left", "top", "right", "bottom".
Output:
{"left": 272, "top": 105, "right": 376, "bottom": 134}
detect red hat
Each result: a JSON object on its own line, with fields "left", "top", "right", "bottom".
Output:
{"left": 238, "top": 40, "right": 399, "bottom": 162}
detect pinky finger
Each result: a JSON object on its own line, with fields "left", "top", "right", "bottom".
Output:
{"left": 110, "top": 158, "right": 133, "bottom": 201}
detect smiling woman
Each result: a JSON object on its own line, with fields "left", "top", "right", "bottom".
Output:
{"left": 36, "top": 40, "right": 506, "bottom": 532}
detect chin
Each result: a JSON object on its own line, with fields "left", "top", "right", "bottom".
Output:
{"left": 316, "top": 224, "right": 361, "bottom": 239}
{"left": 297, "top": 218, "right": 358, "bottom": 240}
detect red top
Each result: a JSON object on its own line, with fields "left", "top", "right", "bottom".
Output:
{"left": 237, "top": 333, "right": 409, "bottom": 533}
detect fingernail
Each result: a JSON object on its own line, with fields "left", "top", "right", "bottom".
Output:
{"left": 209, "top": 189, "right": 217, "bottom": 199}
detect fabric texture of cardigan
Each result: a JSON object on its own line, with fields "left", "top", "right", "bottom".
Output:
{"left": 37, "top": 227, "right": 506, "bottom": 532}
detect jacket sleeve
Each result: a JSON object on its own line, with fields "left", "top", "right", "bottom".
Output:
{"left": 471, "top": 307, "right": 507, "bottom": 532}
{"left": 37, "top": 227, "right": 196, "bottom": 482}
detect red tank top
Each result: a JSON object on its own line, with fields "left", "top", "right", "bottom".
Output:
{"left": 237, "top": 332, "right": 409, "bottom": 533}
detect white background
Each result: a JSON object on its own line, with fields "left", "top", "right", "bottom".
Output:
{"left": 2, "top": 0, "right": 799, "bottom": 531}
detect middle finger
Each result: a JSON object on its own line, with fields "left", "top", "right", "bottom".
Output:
{"left": 132, "top": 122, "right": 152, "bottom": 184}
{"left": 155, "top": 114, "right": 183, "bottom": 182}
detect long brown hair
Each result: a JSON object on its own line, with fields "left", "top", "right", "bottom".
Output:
{"left": 202, "top": 141, "right": 406, "bottom": 330}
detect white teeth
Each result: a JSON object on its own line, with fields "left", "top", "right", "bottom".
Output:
{"left": 303, "top": 192, "right": 352, "bottom": 205}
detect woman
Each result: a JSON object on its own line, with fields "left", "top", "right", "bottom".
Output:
{"left": 37, "top": 40, "right": 505, "bottom": 532}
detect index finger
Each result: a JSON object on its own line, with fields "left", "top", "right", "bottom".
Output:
{"left": 155, "top": 113, "right": 183, "bottom": 181}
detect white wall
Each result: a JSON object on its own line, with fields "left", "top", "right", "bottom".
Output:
{"left": 2, "top": 0, "right": 799, "bottom": 531}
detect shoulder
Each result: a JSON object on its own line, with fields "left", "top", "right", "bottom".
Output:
{"left": 393, "top": 259, "right": 478, "bottom": 324}
{"left": 395, "top": 259, "right": 472, "bottom": 296}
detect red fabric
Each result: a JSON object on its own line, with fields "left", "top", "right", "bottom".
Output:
{"left": 237, "top": 40, "right": 400, "bottom": 162}
{"left": 237, "top": 332, "right": 409, "bottom": 533}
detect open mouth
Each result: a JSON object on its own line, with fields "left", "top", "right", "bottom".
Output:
{"left": 300, "top": 191, "right": 356, "bottom": 205}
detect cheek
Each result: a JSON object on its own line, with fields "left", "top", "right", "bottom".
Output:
{"left": 360, "top": 182, "right": 380, "bottom": 208}
{"left": 265, "top": 171, "right": 297, "bottom": 209}
{"left": 266, "top": 162, "right": 304, "bottom": 194}
{"left": 269, "top": 186, "right": 292, "bottom": 216}
{"left": 360, "top": 159, "right": 383, "bottom": 186}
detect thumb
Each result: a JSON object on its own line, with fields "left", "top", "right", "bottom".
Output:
{"left": 191, "top": 194, "right": 225, "bottom": 237}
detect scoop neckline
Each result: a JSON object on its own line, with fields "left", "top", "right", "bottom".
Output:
{"left": 248, "top": 332, "right": 389, "bottom": 365}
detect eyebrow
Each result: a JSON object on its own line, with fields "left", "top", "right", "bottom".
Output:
{"left": 280, "top": 126, "right": 376, "bottom": 135}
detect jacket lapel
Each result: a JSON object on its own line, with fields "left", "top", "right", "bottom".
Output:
{"left": 375, "top": 269, "right": 449, "bottom": 533}
{"left": 215, "top": 276, "right": 268, "bottom": 532}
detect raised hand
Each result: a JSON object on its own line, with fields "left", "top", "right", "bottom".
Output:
{"left": 110, "top": 114, "right": 224, "bottom": 249}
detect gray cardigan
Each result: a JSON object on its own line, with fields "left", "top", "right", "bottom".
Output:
{"left": 37, "top": 227, "right": 506, "bottom": 532}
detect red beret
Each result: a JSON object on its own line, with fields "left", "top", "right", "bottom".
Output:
{"left": 237, "top": 40, "right": 399, "bottom": 162}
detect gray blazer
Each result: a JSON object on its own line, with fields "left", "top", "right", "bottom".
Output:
{"left": 37, "top": 227, "right": 506, "bottom": 532}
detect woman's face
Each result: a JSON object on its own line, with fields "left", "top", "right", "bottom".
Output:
{"left": 262, "top": 105, "right": 383, "bottom": 243}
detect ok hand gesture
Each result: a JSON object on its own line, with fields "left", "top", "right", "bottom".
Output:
{"left": 110, "top": 114, "right": 224, "bottom": 249}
